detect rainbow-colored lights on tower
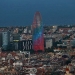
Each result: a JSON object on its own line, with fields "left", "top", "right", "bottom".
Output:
{"left": 32, "top": 11, "right": 44, "bottom": 51}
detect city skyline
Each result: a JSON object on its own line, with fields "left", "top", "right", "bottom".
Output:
{"left": 0, "top": 0, "right": 75, "bottom": 26}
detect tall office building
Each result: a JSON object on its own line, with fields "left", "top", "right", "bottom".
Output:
{"left": 2, "top": 31, "right": 10, "bottom": 50}
{"left": 45, "top": 38, "right": 53, "bottom": 49}
{"left": 32, "top": 11, "right": 44, "bottom": 51}
{"left": 0, "top": 32, "right": 2, "bottom": 47}
{"left": 18, "top": 40, "right": 32, "bottom": 51}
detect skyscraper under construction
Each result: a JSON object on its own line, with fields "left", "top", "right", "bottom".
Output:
{"left": 32, "top": 11, "right": 44, "bottom": 52}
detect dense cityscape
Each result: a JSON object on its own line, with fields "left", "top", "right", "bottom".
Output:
{"left": 0, "top": 0, "right": 75, "bottom": 74}
{"left": 0, "top": 20, "right": 75, "bottom": 75}
{"left": 0, "top": 24, "right": 75, "bottom": 52}
{"left": 0, "top": 11, "right": 75, "bottom": 75}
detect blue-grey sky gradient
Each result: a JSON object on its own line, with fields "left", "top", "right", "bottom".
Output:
{"left": 0, "top": 0, "right": 75, "bottom": 26}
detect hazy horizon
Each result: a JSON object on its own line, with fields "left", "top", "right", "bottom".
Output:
{"left": 0, "top": 0, "right": 75, "bottom": 26}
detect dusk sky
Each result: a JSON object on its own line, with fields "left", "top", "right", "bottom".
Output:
{"left": 0, "top": 0, "right": 75, "bottom": 26}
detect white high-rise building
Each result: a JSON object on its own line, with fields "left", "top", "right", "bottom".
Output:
{"left": 45, "top": 38, "right": 53, "bottom": 48}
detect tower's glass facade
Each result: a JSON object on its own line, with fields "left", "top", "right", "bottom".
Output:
{"left": 2, "top": 32, "right": 10, "bottom": 50}
{"left": 32, "top": 12, "right": 44, "bottom": 51}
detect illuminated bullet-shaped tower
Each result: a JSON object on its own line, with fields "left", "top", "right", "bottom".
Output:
{"left": 32, "top": 11, "right": 44, "bottom": 51}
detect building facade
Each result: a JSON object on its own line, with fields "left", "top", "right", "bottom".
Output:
{"left": 45, "top": 38, "right": 53, "bottom": 49}
{"left": 0, "top": 32, "right": 2, "bottom": 47}
{"left": 2, "top": 31, "right": 10, "bottom": 50}
{"left": 32, "top": 11, "right": 44, "bottom": 51}
{"left": 18, "top": 40, "right": 32, "bottom": 51}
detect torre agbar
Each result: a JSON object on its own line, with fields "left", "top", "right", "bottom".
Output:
{"left": 32, "top": 11, "right": 44, "bottom": 52}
